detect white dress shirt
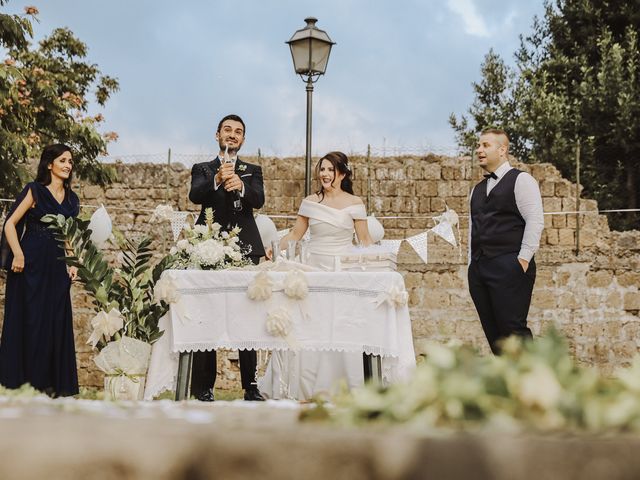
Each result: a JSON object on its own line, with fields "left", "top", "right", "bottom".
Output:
{"left": 468, "top": 162, "right": 544, "bottom": 262}
{"left": 213, "top": 155, "right": 245, "bottom": 197}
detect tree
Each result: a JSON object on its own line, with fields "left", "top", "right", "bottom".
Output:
{"left": 450, "top": 0, "right": 640, "bottom": 230}
{"left": 0, "top": 2, "right": 119, "bottom": 199}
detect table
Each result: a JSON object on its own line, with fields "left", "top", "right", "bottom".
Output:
{"left": 144, "top": 269, "right": 416, "bottom": 400}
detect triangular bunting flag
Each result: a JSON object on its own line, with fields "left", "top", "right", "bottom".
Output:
{"left": 406, "top": 231, "right": 429, "bottom": 264}
{"left": 380, "top": 239, "right": 403, "bottom": 255}
{"left": 170, "top": 211, "right": 190, "bottom": 242}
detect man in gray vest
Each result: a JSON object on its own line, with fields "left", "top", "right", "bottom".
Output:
{"left": 468, "top": 128, "right": 544, "bottom": 354}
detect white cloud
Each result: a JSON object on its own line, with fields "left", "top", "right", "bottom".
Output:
{"left": 446, "top": 0, "right": 490, "bottom": 37}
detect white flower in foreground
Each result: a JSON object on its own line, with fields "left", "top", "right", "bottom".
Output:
{"left": 247, "top": 271, "right": 273, "bottom": 301}
{"left": 87, "top": 308, "right": 124, "bottom": 348}
{"left": 283, "top": 270, "right": 308, "bottom": 300}
{"left": 517, "top": 364, "right": 562, "bottom": 410}
{"left": 266, "top": 307, "right": 292, "bottom": 338}
{"left": 422, "top": 341, "right": 456, "bottom": 369}
{"left": 151, "top": 204, "right": 174, "bottom": 223}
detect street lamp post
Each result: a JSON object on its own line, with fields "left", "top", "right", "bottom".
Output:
{"left": 286, "top": 17, "right": 335, "bottom": 196}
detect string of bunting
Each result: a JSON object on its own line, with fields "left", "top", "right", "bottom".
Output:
{"left": 1, "top": 198, "right": 639, "bottom": 265}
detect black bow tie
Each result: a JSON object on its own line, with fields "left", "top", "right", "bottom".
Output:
{"left": 484, "top": 172, "right": 498, "bottom": 180}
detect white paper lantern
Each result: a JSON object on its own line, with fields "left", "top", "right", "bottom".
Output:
{"left": 255, "top": 214, "right": 278, "bottom": 249}
{"left": 367, "top": 215, "right": 385, "bottom": 243}
{"left": 88, "top": 204, "right": 112, "bottom": 247}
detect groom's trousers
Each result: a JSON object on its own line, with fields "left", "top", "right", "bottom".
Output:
{"left": 190, "top": 254, "right": 260, "bottom": 396}
{"left": 468, "top": 252, "right": 535, "bottom": 354}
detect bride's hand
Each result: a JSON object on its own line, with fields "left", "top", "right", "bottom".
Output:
{"left": 265, "top": 247, "right": 273, "bottom": 260}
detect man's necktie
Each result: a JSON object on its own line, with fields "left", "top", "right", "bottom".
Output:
{"left": 483, "top": 172, "right": 498, "bottom": 180}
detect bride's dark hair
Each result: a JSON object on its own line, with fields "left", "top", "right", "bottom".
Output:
{"left": 315, "top": 151, "right": 353, "bottom": 200}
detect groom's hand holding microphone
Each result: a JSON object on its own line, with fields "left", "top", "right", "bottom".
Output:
{"left": 216, "top": 145, "right": 243, "bottom": 211}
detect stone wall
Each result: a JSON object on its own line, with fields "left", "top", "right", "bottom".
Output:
{"left": 1, "top": 154, "right": 639, "bottom": 390}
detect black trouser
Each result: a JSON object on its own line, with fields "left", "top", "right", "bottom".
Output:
{"left": 190, "top": 254, "right": 261, "bottom": 395}
{"left": 191, "top": 349, "right": 257, "bottom": 394}
{"left": 468, "top": 252, "right": 535, "bottom": 354}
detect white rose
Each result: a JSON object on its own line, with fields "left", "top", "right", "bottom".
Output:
{"left": 517, "top": 364, "right": 562, "bottom": 410}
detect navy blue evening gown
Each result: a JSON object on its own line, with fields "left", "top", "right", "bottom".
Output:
{"left": 0, "top": 182, "right": 80, "bottom": 396}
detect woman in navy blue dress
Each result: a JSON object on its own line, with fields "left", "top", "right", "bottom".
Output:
{"left": 0, "top": 144, "right": 80, "bottom": 397}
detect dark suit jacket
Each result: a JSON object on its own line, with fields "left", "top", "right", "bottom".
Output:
{"left": 189, "top": 157, "right": 265, "bottom": 258}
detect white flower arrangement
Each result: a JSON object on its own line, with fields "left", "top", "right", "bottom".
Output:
{"left": 317, "top": 328, "right": 640, "bottom": 433}
{"left": 266, "top": 307, "right": 293, "bottom": 338}
{"left": 170, "top": 208, "right": 250, "bottom": 270}
{"left": 247, "top": 271, "right": 273, "bottom": 301}
{"left": 283, "top": 270, "right": 308, "bottom": 300}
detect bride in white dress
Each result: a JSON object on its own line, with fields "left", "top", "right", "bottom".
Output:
{"left": 258, "top": 152, "right": 373, "bottom": 400}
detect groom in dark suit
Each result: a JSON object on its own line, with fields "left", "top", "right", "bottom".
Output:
{"left": 188, "top": 114, "right": 265, "bottom": 401}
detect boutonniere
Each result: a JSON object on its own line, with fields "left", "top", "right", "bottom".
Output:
{"left": 237, "top": 164, "right": 247, "bottom": 172}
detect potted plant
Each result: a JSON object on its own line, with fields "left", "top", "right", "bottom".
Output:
{"left": 43, "top": 213, "right": 175, "bottom": 400}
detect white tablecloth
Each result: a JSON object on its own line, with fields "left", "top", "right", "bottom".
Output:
{"left": 144, "top": 269, "right": 416, "bottom": 399}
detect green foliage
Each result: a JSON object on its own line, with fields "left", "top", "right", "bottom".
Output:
{"left": 322, "top": 328, "right": 640, "bottom": 432}
{"left": 0, "top": 1, "right": 119, "bottom": 200}
{"left": 450, "top": 0, "right": 640, "bottom": 230}
{"left": 41, "top": 213, "right": 175, "bottom": 349}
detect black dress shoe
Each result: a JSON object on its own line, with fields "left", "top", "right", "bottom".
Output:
{"left": 194, "top": 389, "right": 215, "bottom": 402}
{"left": 243, "top": 388, "right": 265, "bottom": 401}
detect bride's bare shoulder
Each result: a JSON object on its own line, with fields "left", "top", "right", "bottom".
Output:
{"left": 304, "top": 193, "right": 321, "bottom": 203}
{"left": 345, "top": 193, "right": 364, "bottom": 206}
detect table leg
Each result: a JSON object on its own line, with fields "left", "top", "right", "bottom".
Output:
{"left": 175, "top": 351, "right": 193, "bottom": 401}
{"left": 363, "top": 353, "right": 382, "bottom": 385}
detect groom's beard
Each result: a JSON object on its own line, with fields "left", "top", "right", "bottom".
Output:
{"left": 220, "top": 140, "right": 242, "bottom": 156}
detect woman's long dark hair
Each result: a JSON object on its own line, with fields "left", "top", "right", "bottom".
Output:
{"left": 315, "top": 151, "right": 353, "bottom": 201}
{"left": 35, "top": 144, "right": 74, "bottom": 189}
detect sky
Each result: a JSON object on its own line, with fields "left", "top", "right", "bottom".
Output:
{"left": 3, "top": 0, "right": 547, "bottom": 159}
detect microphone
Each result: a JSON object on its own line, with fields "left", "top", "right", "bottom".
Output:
{"left": 224, "top": 145, "right": 242, "bottom": 212}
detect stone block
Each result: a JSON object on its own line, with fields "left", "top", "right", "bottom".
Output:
{"left": 450, "top": 181, "right": 470, "bottom": 197}
{"left": 437, "top": 182, "right": 452, "bottom": 197}
{"left": 624, "top": 292, "right": 640, "bottom": 311}
{"left": 552, "top": 215, "right": 567, "bottom": 228}
{"left": 423, "top": 291, "right": 451, "bottom": 309}
{"left": 617, "top": 272, "right": 640, "bottom": 288}
{"left": 539, "top": 181, "right": 554, "bottom": 197}
{"left": 557, "top": 292, "right": 577, "bottom": 309}
{"left": 562, "top": 197, "right": 576, "bottom": 212}
{"left": 555, "top": 179, "right": 573, "bottom": 197}
{"left": 415, "top": 180, "right": 438, "bottom": 197}
{"left": 545, "top": 229, "right": 559, "bottom": 245}
{"left": 441, "top": 166, "right": 458, "bottom": 180}
{"left": 403, "top": 272, "right": 423, "bottom": 289}
{"left": 586, "top": 270, "right": 613, "bottom": 288}
{"left": 531, "top": 289, "right": 556, "bottom": 309}
{"left": 558, "top": 229, "right": 575, "bottom": 246}
{"left": 543, "top": 197, "right": 562, "bottom": 213}
{"left": 612, "top": 341, "right": 638, "bottom": 359}
{"left": 579, "top": 229, "right": 597, "bottom": 247}
{"left": 105, "top": 188, "right": 124, "bottom": 200}
{"left": 536, "top": 269, "right": 553, "bottom": 288}
{"left": 423, "top": 163, "right": 441, "bottom": 179}
{"left": 431, "top": 198, "right": 446, "bottom": 212}
{"left": 82, "top": 185, "right": 103, "bottom": 199}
